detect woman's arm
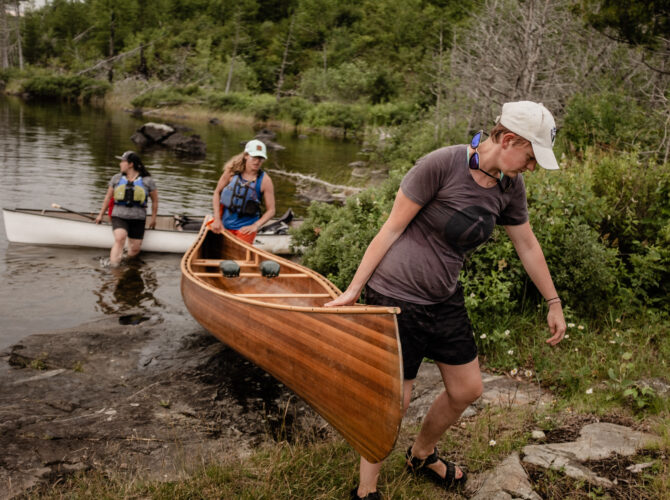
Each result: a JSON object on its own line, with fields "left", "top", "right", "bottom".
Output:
{"left": 147, "top": 189, "right": 158, "bottom": 229}
{"left": 210, "top": 171, "right": 231, "bottom": 233}
{"left": 240, "top": 174, "right": 276, "bottom": 234}
{"left": 505, "top": 222, "right": 566, "bottom": 345}
{"left": 325, "top": 189, "right": 422, "bottom": 307}
{"left": 94, "top": 186, "right": 114, "bottom": 224}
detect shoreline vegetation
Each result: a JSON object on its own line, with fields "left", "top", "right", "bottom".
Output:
{"left": 1, "top": 0, "right": 668, "bottom": 496}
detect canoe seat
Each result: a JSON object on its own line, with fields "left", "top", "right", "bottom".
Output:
{"left": 260, "top": 260, "right": 280, "bottom": 278}
{"left": 219, "top": 260, "right": 241, "bottom": 278}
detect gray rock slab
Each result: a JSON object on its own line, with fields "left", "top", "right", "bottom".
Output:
{"left": 469, "top": 453, "right": 541, "bottom": 500}
{"left": 522, "top": 422, "right": 662, "bottom": 487}
{"left": 405, "top": 364, "right": 552, "bottom": 424}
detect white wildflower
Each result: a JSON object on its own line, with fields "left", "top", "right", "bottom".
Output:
{"left": 510, "top": 368, "right": 518, "bottom": 376}
{"left": 578, "top": 325, "right": 585, "bottom": 330}
{"left": 507, "top": 349, "right": 514, "bottom": 355}
{"left": 524, "top": 370, "right": 533, "bottom": 378}
{"left": 564, "top": 334, "right": 570, "bottom": 339}
{"left": 480, "top": 333, "right": 487, "bottom": 339}
{"left": 586, "top": 388, "right": 593, "bottom": 395}
{"left": 504, "top": 329, "right": 510, "bottom": 336}
{"left": 489, "top": 440, "right": 497, "bottom": 447}
{"left": 568, "top": 323, "right": 575, "bottom": 328}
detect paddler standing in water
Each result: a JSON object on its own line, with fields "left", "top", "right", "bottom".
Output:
{"left": 95, "top": 151, "right": 158, "bottom": 267}
{"left": 326, "top": 101, "right": 567, "bottom": 499}
{"left": 210, "top": 139, "right": 276, "bottom": 244}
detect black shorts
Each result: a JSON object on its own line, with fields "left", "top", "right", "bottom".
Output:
{"left": 365, "top": 284, "right": 478, "bottom": 380}
{"left": 111, "top": 217, "right": 146, "bottom": 240}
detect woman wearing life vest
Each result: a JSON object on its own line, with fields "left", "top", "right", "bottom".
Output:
{"left": 95, "top": 151, "right": 158, "bottom": 266}
{"left": 210, "top": 139, "right": 276, "bottom": 244}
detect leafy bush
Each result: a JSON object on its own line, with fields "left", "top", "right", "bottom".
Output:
{"left": 22, "top": 74, "right": 110, "bottom": 102}
{"left": 305, "top": 102, "right": 366, "bottom": 136}
{"left": 560, "top": 91, "right": 662, "bottom": 154}
{"left": 130, "top": 87, "right": 196, "bottom": 108}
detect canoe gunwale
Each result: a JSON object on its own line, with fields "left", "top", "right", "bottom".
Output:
{"left": 181, "top": 221, "right": 400, "bottom": 315}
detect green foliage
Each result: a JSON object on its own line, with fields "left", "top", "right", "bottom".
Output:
{"left": 21, "top": 74, "right": 110, "bottom": 102}
{"left": 304, "top": 102, "right": 366, "bottom": 136}
{"left": 606, "top": 352, "right": 660, "bottom": 413}
{"left": 560, "top": 91, "right": 661, "bottom": 154}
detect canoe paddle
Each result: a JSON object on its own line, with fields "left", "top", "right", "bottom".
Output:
{"left": 51, "top": 203, "right": 97, "bottom": 221}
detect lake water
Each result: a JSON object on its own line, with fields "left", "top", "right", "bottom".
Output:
{"left": 0, "top": 96, "right": 362, "bottom": 350}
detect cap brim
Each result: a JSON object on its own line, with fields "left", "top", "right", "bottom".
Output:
{"left": 114, "top": 155, "right": 124, "bottom": 160}
{"left": 248, "top": 153, "right": 267, "bottom": 159}
{"left": 532, "top": 144, "right": 559, "bottom": 170}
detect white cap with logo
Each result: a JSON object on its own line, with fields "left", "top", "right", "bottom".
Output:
{"left": 244, "top": 139, "right": 267, "bottom": 159}
{"left": 497, "top": 101, "right": 559, "bottom": 170}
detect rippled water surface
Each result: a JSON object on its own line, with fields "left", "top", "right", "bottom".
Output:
{"left": 0, "top": 96, "right": 361, "bottom": 349}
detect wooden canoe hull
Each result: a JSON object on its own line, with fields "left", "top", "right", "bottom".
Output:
{"left": 180, "top": 223, "right": 403, "bottom": 463}
{"left": 2, "top": 208, "right": 294, "bottom": 254}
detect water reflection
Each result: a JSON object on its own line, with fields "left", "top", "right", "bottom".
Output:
{"left": 94, "top": 259, "right": 160, "bottom": 316}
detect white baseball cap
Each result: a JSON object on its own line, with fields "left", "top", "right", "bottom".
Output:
{"left": 497, "top": 101, "right": 559, "bottom": 170}
{"left": 244, "top": 139, "right": 267, "bottom": 159}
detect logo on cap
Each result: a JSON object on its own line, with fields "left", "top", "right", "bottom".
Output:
{"left": 256, "top": 145, "right": 262, "bottom": 151}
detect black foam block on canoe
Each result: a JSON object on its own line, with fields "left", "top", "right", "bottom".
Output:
{"left": 260, "top": 260, "right": 280, "bottom": 278}
{"left": 219, "top": 260, "right": 241, "bottom": 277}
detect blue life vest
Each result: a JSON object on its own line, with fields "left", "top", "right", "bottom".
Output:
{"left": 113, "top": 176, "right": 148, "bottom": 207}
{"left": 220, "top": 171, "right": 264, "bottom": 230}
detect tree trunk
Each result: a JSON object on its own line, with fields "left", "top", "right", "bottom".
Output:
{"left": 225, "top": 15, "right": 241, "bottom": 94}
{"left": 107, "top": 10, "right": 115, "bottom": 83}
{"left": 0, "top": 0, "right": 9, "bottom": 69}
{"left": 15, "top": 0, "right": 22, "bottom": 69}
{"left": 275, "top": 13, "right": 295, "bottom": 102}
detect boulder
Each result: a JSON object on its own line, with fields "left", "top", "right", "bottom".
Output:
{"left": 130, "top": 122, "right": 206, "bottom": 157}
{"left": 140, "top": 122, "right": 175, "bottom": 142}
{"left": 162, "top": 132, "right": 207, "bottom": 157}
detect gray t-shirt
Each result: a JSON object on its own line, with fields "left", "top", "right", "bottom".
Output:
{"left": 109, "top": 173, "right": 157, "bottom": 220}
{"left": 367, "top": 144, "right": 528, "bottom": 304}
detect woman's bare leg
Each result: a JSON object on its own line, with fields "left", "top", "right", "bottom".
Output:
{"left": 110, "top": 228, "right": 127, "bottom": 266}
{"left": 409, "top": 357, "right": 483, "bottom": 479}
{"left": 355, "top": 378, "right": 415, "bottom": 497}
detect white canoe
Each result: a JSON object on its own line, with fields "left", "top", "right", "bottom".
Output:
{"left": 2, "top": 208, "right": 296, "bottom": 254}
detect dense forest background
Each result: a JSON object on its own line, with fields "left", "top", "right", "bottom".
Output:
{"left": 1, "top": 0, "right": 669, "bottom": 327}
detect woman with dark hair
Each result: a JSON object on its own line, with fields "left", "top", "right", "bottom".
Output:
{"left": 210, "top": 139, "right": 276, "bottom": 244}
{"left": 325, "top": 101, "right": 566, "bottom": 499}
{"left": 95, "top": 151, "right": 159, "bottom": 266}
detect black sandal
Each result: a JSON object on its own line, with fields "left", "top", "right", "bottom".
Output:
{"left": 350, "top": 486, "right": 381, "bottom": 500}
{"left": 405, "top": 446, "right": 467, "bottom": 489}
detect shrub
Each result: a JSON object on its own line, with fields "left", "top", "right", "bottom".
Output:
{"left": 305, "top": 102, "right": 366, "bottom": 136}
{"left": 22, "top": 74, "right": 110, "bottom": 102}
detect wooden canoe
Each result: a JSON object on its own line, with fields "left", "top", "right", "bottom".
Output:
{"left": 2, "top": 208, "right": 297, "bottom": 254}
{"left": 180, "top": 221, "right": 403, "bottom": 463}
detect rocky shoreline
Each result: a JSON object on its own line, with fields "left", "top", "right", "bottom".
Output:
{"left": 1, "top": 313, "right": 662, "bottom": 499}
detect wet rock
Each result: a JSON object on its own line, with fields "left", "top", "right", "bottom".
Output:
{"left": 468, "top": 452, "right": 541, "bottom": 500}
{"left": 0, "top": 316, "right": 326, "bottom": 498}
{"left": 140, "top": 122, "right": 175, "bottom": 142}
{"left": 348, "top": 161, "right": 367, "bottom": 168}
{"left": 253, "top": 128, "right": 277, "bottom": 141}
{"left": 162, "top": 132, "right": 207, "bottom": 156}
{"left": 130, "top": 122, "right": 206, "bottom": 157}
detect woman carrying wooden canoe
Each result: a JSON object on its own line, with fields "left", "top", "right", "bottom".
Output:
{"left": 210, "top": 139, "right": 276, "bottom": 244}
{"left": 325, "top": 101, "right": 567, "bottom": 499}
{"left": 95, "top": 151, "right": 158, "bottom": 267}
